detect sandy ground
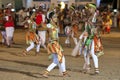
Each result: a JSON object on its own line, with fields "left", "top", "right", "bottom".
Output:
{"left": 0, "top": 28, "right": 120, "bottom": 80}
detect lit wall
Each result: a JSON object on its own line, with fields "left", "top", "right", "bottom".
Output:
{"left": 96, "top": 0, "right": 101, "bottom": 7}
{"left": 22, "top": 0, "right": 33, "bottom": 8}
{"left": 20, "top": 0, "right": 97, "bottom": 8}
{"left": 26, "top": 0, "right": 33, "bottom": 8}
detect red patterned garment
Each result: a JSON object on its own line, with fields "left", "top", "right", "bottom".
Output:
{"left": 47, "top": 41, "right": 63, "bottom": 63}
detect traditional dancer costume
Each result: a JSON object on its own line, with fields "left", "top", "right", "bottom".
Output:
{"left": 72, "top": 4, "right": 104, "bottom": 74}
{"left": 81, "top": 4, "right": 104, "bottom": 74}
{"left": 43, "top": 11, "right": 69, "bottom": 78}
{"left": 23, "top": 18, "right": 40, "bottom": 55}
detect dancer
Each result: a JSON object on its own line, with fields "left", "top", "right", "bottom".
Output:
{"left": 81, "top": 4, "right": 104, "bottom": 74}
{"left": 72, "top": 4, "right": 104, "bottom": 74}
{"left": 42, "top": 11, "right": 69, "bottom": 78}
{"left": 22, "top": 17, "right": 40, "bottom": 55}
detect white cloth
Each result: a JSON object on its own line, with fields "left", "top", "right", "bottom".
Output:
{"left": 83, "top": 40, "right": 99, "bottom": 69}
{"left": 65, "top": 37, "right": 70, "bottom": 44}
{"left": 71, "top": 40, "right": 81, "bottom": 56}
{"left": 5, "top": 27, "right": 14, "bottom": 37}
{"left": 5, "top": 27, "right": 14, "bottom": 45}
{"left": 71, "top": 32, "right": 77, "bottom": 45}
{"left": 90, "top": 40, "right": 98, "bottom": 68}
{"left": 26, "top": 42, "right": 40, "bottom": 53}
{"left": 46, "top": 54, "right": 66, "bottom": 73}
{"left": 38, "top": 31, "right": 46, "bottom": 49}
{"left": 42, "top": 14, "right": 46, "bottom": 23}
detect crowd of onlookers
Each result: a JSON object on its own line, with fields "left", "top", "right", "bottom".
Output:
{"left": 15, "top": 4, "right": 120, "bottom": 33}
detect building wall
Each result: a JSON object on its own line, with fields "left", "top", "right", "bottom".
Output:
{"left": 14, "top": 0, "right": 23, "bottom": 10}
{"left": 47, "top": 0, "right": 95, "bottom": 7}
{"left": 76, "top": 0, "right": 96, "bottom": 5}
{"left": 0, "top": 0, "right": 97, "bottom": 9}
{"left": 0, "top": 0, "right": 2, "bottom": 8}
{"left": 25, "top": 0, "right": 96, "bottom": 8}
{"left": 32, "top": 1, "right": 50, "bottom": 9}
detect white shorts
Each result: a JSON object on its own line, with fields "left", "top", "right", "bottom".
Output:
{"left": 5, "top": 27, "right": 14, "bottom": 37}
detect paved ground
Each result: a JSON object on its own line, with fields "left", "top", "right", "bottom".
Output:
{"left": 0, "top": 28, "right": 120, "bottom": 80}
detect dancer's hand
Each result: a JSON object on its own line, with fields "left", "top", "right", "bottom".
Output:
{"left": 48, "top": 54, "right": 53, "bottom": 60}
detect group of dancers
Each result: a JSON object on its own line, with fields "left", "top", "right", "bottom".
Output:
{"left": 23, "top": 3, "right": 104, "bottom": 78}
{"left": 0, "top": 3, "right": 105, "bottom": 78}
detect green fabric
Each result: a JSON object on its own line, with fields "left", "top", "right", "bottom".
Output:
{"left": 86, "top": 25, "right": 91, "bottom": 35}
{"left": 89, "top": 34, "right": 94, "bottom": 39}
{"left": 70, "top": 6, "right": 75, "bottom": 10}
{"left": 82, "top": 24, "right": 85, "bottom": 32}
{"left": 85, "top": 34, "right": 94, "bottom": 46}
{"left": 85, "top": 38, "right": 92, "bottom": 46}
{"left": 88, "top": 3, "right": 96, "bottom": 9}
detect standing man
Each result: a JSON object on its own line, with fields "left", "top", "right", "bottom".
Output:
{"left": 4, "top": 4, "right": 15, "bottom": 47}
{"left": 35, "top": 7, "right": 47, "bottom": 52}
